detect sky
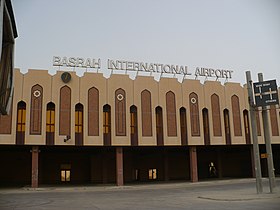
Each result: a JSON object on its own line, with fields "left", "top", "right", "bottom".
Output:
{"left": 13, "top": 0, "right": 280, "bottom": 85}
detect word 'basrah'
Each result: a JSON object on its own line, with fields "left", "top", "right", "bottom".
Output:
{"left": 53, "top": 56, "right": 101, "bottom": 68}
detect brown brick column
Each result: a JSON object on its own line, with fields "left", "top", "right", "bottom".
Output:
{"left": 189, "top": 146, "right": 198, "bottom": 182}
{"left": 31, "top": 146, "right": 39, "bottom": 188}
{"left": 116, "top": 147, "right": 124, "bottom": 186}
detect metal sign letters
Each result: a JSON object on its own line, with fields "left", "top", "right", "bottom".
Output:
{"left": 52, "top": 56, "right": 234, "bottom": 80}
{"left": 53, "top": 56, "right": 101, "bottom": 69}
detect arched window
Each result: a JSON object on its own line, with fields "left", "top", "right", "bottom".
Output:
{"left": 59, "top": 86, "right": 71, "bottom": 136}
{"left": 270, "top": 105, "right": 279, "bottom": 136}
{"left": 46, "top": 102, "right": 55, "bottom": 145}
{"left": 180, "top": 107, "right": 188, "bottom": 145}
{"left": 231, "top": 95, "right": 242, "bottom": 136}
{"left": 130, "top": 105, "right": 138, "bottom": 146}
{"left": 88, "top": 87, "right": 99, "bottom": 136}
{"left": 16, "top": 101, "right": 26, "bottom": 145}
{"left": 30, "top": 84, "right": 43, "bottom": 135}
{"left": 141, "top": 90, "right": 152, "bottom": 136}
{"left": 223, "top": 109, "right": 231, "bottom": 145}
{"left": 156, "top": 106, "right": 164, "bottom": 146}
{"left": 189, "top": 92, "right": 200, "bottom": 136}
{"left": 75, "top": 103, "right": 83, "bottom": 146}
{"left": 211, "top": 94, "right": 222, "bottom": 136}
{"left": 103, "top": 104, "right": 111, "bottom": 146}
{"left": 115, "top": 88, "right": 126, "bottom": 136}
{"left": 202, "top": 108, "right": 210, "bottom": 145}
{"left": 243, "top": 110, "right": 250, "bottom": 144}
{"left": 166, "top": 91, "right": 177, "bottom": 137}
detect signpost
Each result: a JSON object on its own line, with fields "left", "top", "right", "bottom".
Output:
{"left": 246, "top": 71, "right": 263, "bottom": 194}
{"left": 255, "top": 73, "right": 277, "bottom": 193}
{"left": 246, "top": 71, "right": 278, "bottom": 194}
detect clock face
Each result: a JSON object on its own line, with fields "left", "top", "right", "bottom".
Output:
{"left": 61, "top": 72, "right": 71, "bottom": 83}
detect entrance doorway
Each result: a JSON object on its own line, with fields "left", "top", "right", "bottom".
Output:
{"left": 60, "top": 164, "right": 71, "bottom": 182}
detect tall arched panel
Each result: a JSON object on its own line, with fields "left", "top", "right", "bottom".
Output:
{"left": 115, "top": 88, "right": 126, "bottom": 136}
{"left": 166, "top": 91, "right": 177, "bottom": 137}
{"left": 270, "top": 105, "right": 279, "bottom": 136}
{"left": 30, "top": 84, "right": 43, "bottom": 135}
{"left": 231, "top": 95, "right": 242, "bottom": 136}
{"left": 211, "top": 94, "right": 222, "bottom": 136}
{"left": 88, "top": 87, "right": 99, "bottom": 136}
{"left": 59, "top": 86, "right": 71, "bottom": 136}
{"left": 189, "top": 92, "right": 200, "bottom": 136}
{"left": 141, "top": 90, "right": 152, "bottom": 136}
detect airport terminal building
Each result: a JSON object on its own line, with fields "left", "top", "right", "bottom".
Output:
{"left": 0, "top": 69, "right": 279, "bottom": 187}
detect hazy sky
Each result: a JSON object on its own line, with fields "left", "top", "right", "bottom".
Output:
{"left": 13, "top": 0, "right": 280, "bottom": 85}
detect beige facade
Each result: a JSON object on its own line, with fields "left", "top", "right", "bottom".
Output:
{"left": 1, "top": 68, "right": 280, "bottom": 187}
{"left": 1, "top": 69, "right": 280, "bottom": 146}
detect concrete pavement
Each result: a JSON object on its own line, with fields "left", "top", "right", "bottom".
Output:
{"left": 0, "top": 178, "right": 280, "bottom": 209}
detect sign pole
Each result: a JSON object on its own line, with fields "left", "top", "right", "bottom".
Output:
{"left": 246, "top": 71, "right": 263, "bottom": 194}
{"left": 258, "top": 73, "right": 276, "bottom": 193}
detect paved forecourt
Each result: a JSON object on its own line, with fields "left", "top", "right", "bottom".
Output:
{"left": 0, "top": 178, "right": 280, "bottom": 210}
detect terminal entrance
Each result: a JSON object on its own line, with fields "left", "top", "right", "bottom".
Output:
{"left": 0, "top": 144, "right": 277, "bottom": 187}
{"left": 197, "top": 145, "right": 253, "bottom": 179}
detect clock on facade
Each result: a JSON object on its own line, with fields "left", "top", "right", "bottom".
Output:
{"left": 61, "top": 72, "right": 71, "bottom": 83}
